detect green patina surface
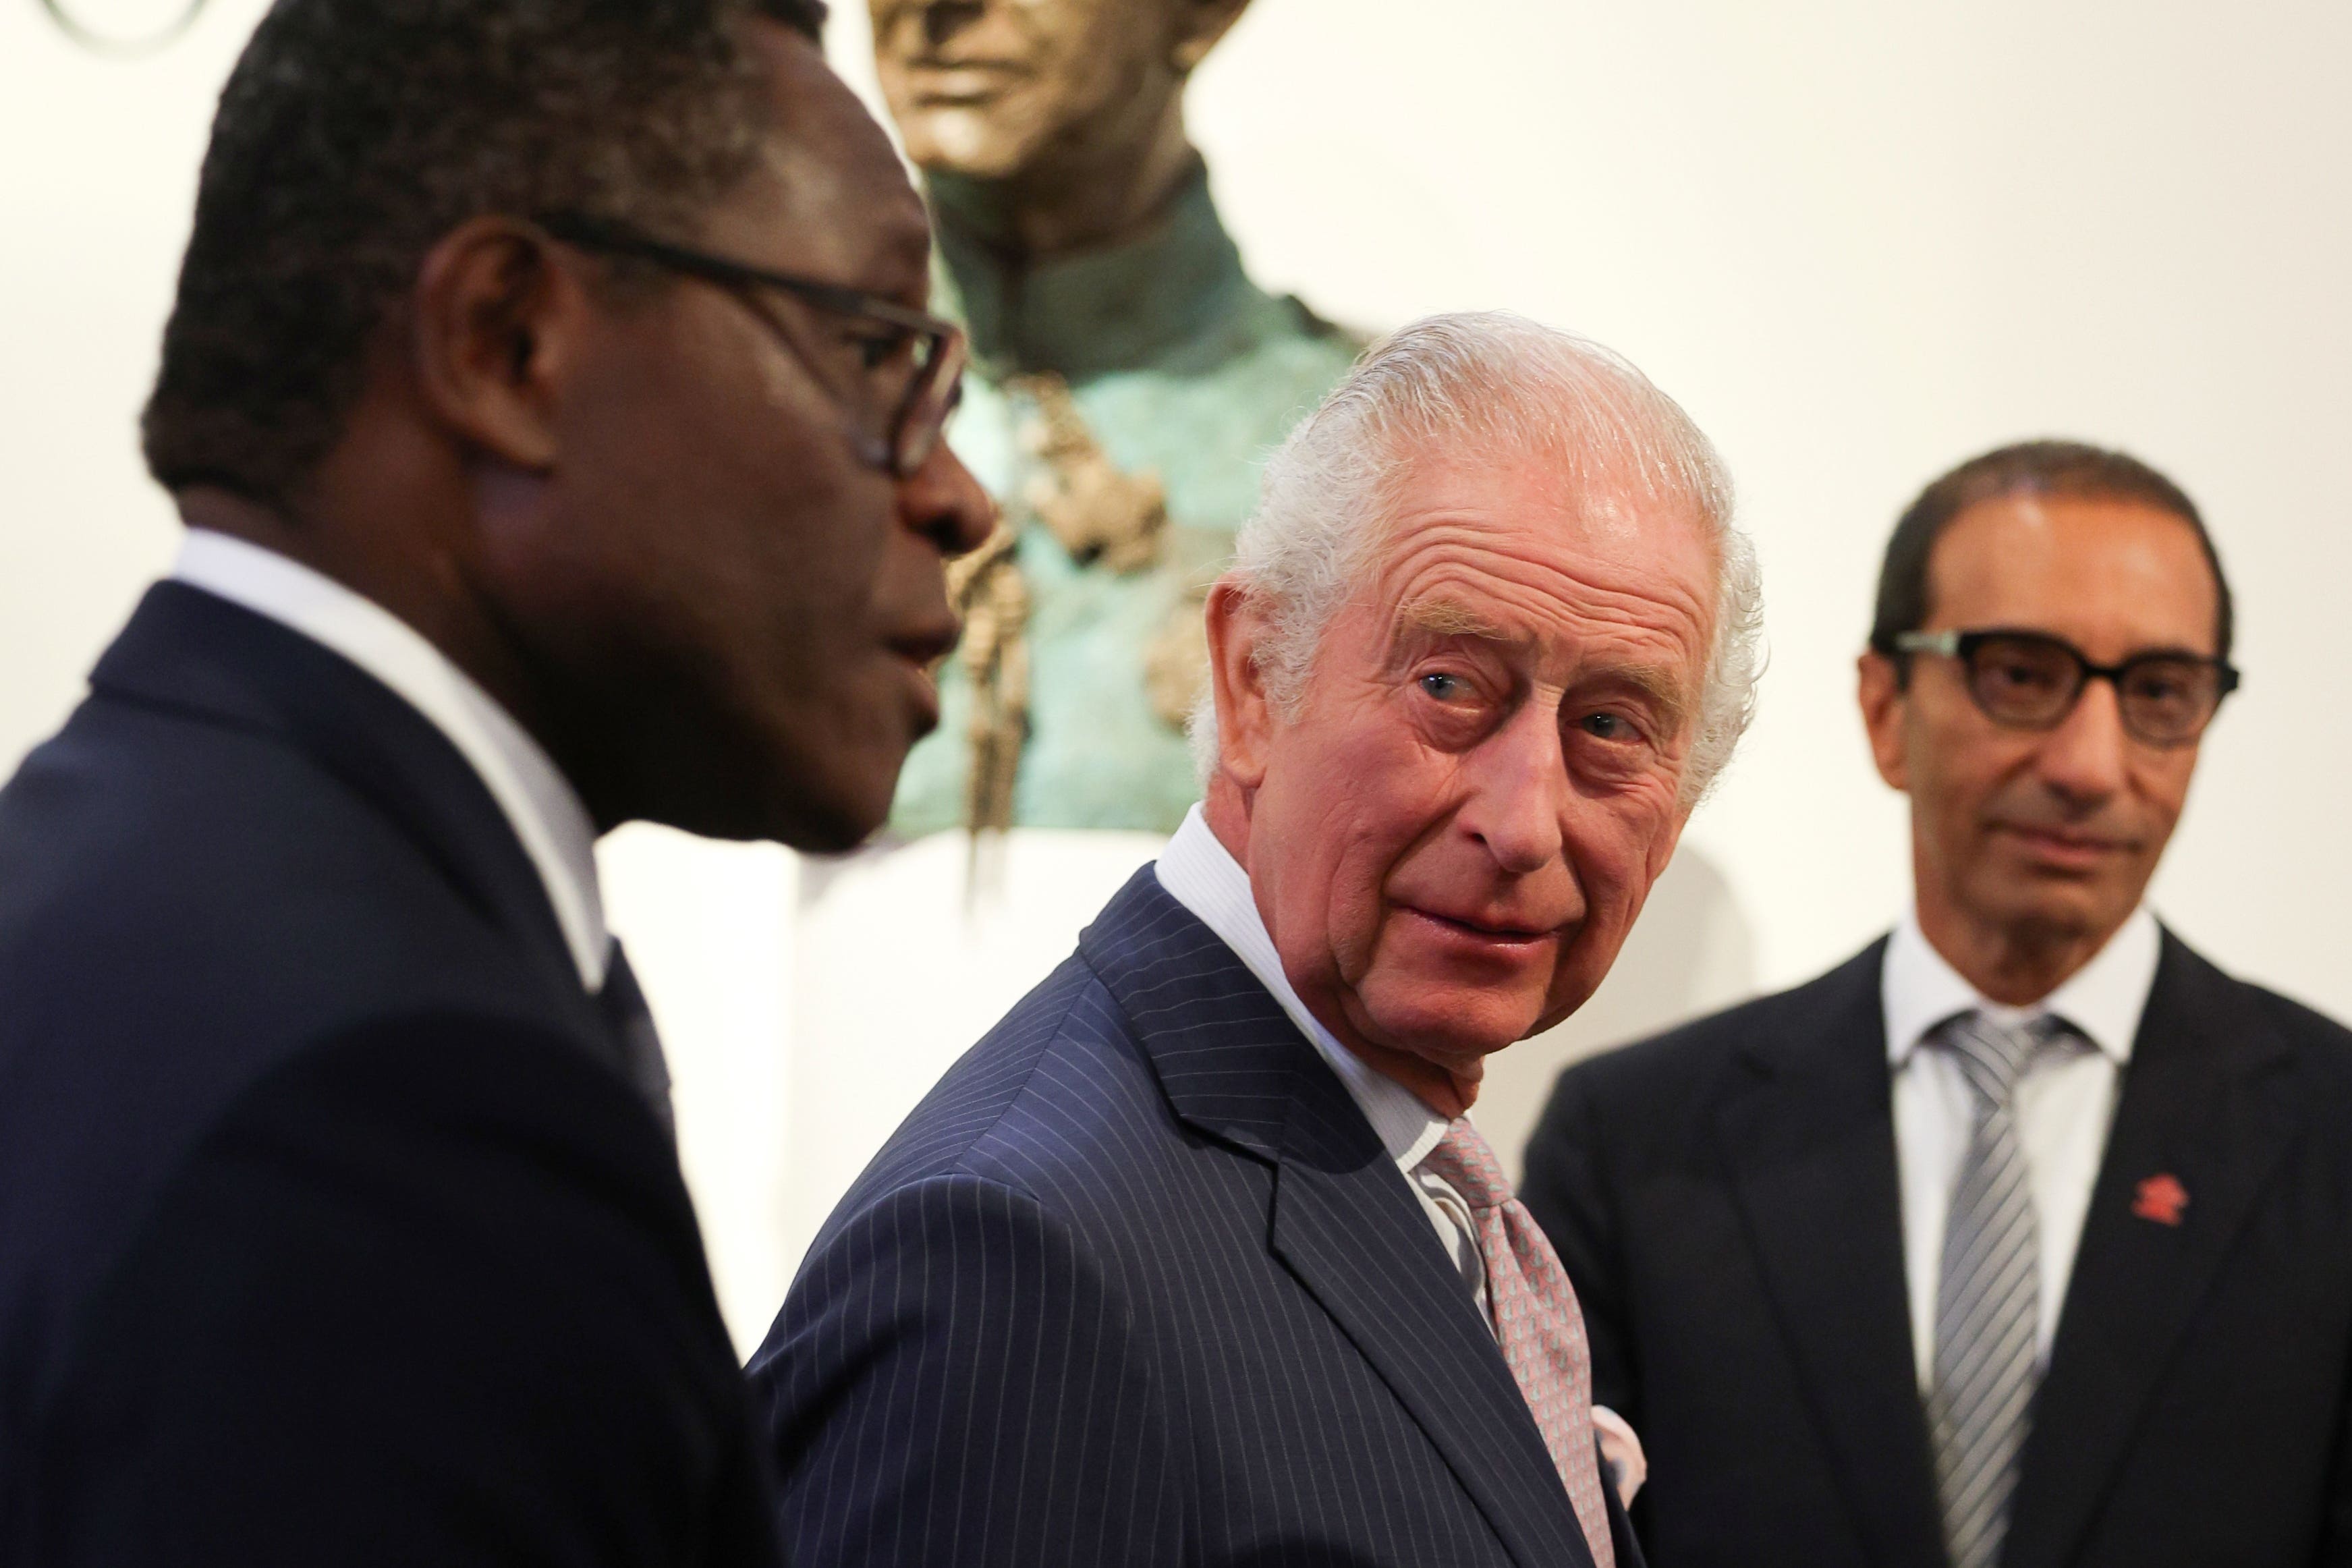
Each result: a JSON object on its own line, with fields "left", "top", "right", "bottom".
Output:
{"left": 889, "top": 170, "right": 1363, "bottom": 838}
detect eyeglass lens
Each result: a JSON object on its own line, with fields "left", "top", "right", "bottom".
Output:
{"left": 1963, "top": 634, "right": 2224, "bottom": 744}
{"left": 835, "top": 321, "right": 963, "bottom": 479}
{"left": 889, "top": 329, "right": 965, "bottom": 479}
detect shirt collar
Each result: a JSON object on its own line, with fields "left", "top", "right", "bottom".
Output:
{"left": 1882, "top": 901, "right": 2160, "bottom": 1069}
{"left": 928, "top": 163, "right": 1296, "bottom": 382}
{"left": 172, "top": 529, "right": 610, "bottom": 991}
{"left": 1154, "top": 805, "right": 1451, "bottom": 1171}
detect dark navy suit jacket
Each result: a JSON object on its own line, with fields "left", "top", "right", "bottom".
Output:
{"left": 750, "top": 868, "right": 1641, "bottom": 1567}
{"left": 1523, "top": 936, "right": 2352, "bottom": 1568}
{"left": 0, "top": 584, "right": 776, "bottom": 1566}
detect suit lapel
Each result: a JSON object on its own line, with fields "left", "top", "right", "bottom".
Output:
{"left": 1716, "top": 943, "right": 1948, "bottom": 1568}
{"left": 1270, "top": 1124, "right": 1598, "bottom": 1568}
{"left": 1081, "top": 872, "right": 1595, "bottom": 1568}
{"left": 91, "top": 584, "right": 598, "bottom": 1036}
{"left": 2004, "top": 932, "right": 2303, "bottom": 1568}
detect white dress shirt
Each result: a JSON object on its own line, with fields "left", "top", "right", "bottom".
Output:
{"left": 1155, "top": 805, "right": 1492, "bottom": 1316}
{"left": 1884, "top": 904, "right": 2160, "bottom": 1389}
{"left": 173, "top": 529, "right": 609, "bottom": 991}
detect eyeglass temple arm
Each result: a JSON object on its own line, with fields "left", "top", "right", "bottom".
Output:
{"left": 1888, "top": 630, "right": 1962, "bottom": 656}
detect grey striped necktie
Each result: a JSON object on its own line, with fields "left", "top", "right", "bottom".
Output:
{"left": 1927, "top": 1011, "right": 2073, "bottom": 1568}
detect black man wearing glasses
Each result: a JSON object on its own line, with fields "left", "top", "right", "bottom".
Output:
{"left": 0, "top": 5, "right": 990, "bottom": 1563}
{"left": 1519, "top": 441, "right": 2352, "bottom": 1568}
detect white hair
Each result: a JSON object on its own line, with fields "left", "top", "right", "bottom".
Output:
{"left": 1189, "top": 310, "right": 1764, "bottom": 806}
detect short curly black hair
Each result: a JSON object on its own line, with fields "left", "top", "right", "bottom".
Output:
{"left": 142, "top": 0, "right": 829, "bottom": 505}
{"left": 1871, "top": 439, "right": 2233, "bottom": 671}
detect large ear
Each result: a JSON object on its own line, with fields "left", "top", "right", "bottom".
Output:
{"left": 1857, "top": 648, "right": 1912, "bottom": 791}
{"left": 1202, "top": 576, "right": 1277, "bottom": 789}
{"left": 1171, "top": 0, "right": 1252, "bottom": 73}
{"left": 408, "top": 216, "right": 595, "bottom": 472}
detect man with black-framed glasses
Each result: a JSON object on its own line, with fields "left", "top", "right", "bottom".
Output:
{"left": 0, "top": 2, "right": 990, "bottom": 1563}
{"left": 1521, "top": 439, "right": 2352, "bottom": 1568}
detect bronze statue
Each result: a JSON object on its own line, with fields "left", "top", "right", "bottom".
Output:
{"left": 868, "top": 0, "right": 1364, "bottom": 834}
{"left": 781, "top": 0, "right": 1367, "bottom": 1271}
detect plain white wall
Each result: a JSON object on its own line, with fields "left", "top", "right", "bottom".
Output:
{"left": 7, "top": 0, "right": 2351, "bottom": 1346}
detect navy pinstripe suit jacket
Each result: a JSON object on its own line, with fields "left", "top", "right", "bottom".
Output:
{"left": 749, "top": 868, "right": 1641, "bottom": 1567}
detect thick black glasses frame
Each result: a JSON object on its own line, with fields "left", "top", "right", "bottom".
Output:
{"left": 535, "top": 211, "right": 965, "bottom": 478}
{"left": 1884, "top": 627, "right": 2241, "bottom": 746}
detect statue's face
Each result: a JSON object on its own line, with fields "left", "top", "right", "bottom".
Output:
{"left": 868, "top": 0, "right": 1189, "bottom": 178}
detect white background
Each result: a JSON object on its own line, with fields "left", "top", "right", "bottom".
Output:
{"left": 5, "top": 0, "right": 2348, "bottom": 1348}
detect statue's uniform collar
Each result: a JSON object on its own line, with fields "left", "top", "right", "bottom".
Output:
{"left": 928, "top": 163, "right": 1274, "bottom": 381}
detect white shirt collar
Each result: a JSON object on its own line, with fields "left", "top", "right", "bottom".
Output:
{"left": 1882, "top": 901, "right": 2160, "bottom": 1069}
{"left": 1154, "top": 805, "right": 1451, "bottom": 1171}
{"left": 172, "top": 529, "right": 610, "bottom": 991}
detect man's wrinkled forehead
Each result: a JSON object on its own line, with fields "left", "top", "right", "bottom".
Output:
{"left": 1369, "top": 435, "right": 1714, "bottom": 587}
{"left": 1365, "top": 441, "right": 1718, "bottom": 717}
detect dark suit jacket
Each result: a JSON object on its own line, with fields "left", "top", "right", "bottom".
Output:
{"left": 748, "top": 869, "right": 1640, "bottom": 1568}
{"left": 1520, "top": 933, "right": 2352, "bottom": 1568}
{"left": 0, "top": 584, "right": 776, "bottom": 1566}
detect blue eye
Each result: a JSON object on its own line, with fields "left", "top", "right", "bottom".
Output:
{"left": 1420, "top": 673, "right": 1465, "bottom": 700}
{"left": 1581, "top": 712, "right": 1633, "bottom": 741}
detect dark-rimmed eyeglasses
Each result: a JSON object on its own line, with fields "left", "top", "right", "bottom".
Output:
{"left": 536, "top": 211, "right": 967, "bottom": 480}
{"left": 1883, "top": 627, "right": 2240, "bottom": 748}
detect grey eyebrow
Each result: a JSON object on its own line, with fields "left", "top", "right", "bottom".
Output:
{"left": 1393, "top": 596, "right": 1515, "bottom": 643}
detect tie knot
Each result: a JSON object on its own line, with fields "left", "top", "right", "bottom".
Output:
{"left": 1420, "top": 1116, "right": 1512, "bottom": 1211}
{"left": 1934, "top": 1011, "right": 2069, "bottom": 1107}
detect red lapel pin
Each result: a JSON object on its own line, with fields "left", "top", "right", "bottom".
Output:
{"left": 2132, "top": 1173, "right": 2189, "bottom": 1227}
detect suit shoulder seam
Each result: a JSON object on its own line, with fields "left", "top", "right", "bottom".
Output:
{"left": 941, "top": 968, "right": 1112, "bottom": 1201}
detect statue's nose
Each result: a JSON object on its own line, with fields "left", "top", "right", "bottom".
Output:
{"left": 922, "top": 1, "right": 987, "bottom": 51}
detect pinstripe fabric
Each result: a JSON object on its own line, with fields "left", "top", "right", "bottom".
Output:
{"left": 749, "top": 870, "right": 1633, "bottom": 1568}
{"left": 1928, "top": 1013, "right": 2073, "bottom": 1568}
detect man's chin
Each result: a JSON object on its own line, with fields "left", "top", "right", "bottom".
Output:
{"left": 1978, "top": 871, "right": 2142, "bottom": 941}
{"left": 783, "top": 780, "right": 899, "bottom": 855}
{"left": 717, "top": 750, "right": 899, "bottom": 855}
{"left": 902, "top": 114, "right": 1042, "bottom": 183}
{"left": 1360, "top": 986, "right": 1544, "bottom": 1067}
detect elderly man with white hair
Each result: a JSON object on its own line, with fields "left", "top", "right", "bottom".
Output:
{"left": 750, "top": 312, "right": 1763, "bottom": 1568}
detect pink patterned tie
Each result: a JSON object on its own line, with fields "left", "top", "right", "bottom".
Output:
{"left": 1421, "top": 1117, "right": 1617, "bottom": 1568}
